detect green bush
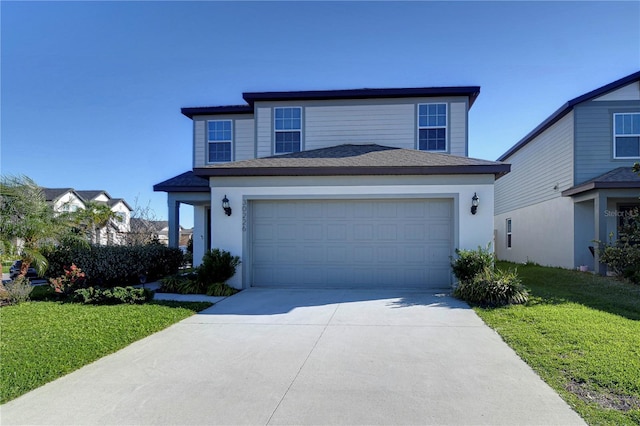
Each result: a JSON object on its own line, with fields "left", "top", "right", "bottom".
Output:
{"left": 196, "top": 249, "right": 241, "bottom": 287}
{"left": 599, "top": 210, "right": 640, "bottom": 284}
{"left": 158, "top": 273, "right": 239, "bottom": 297}
{"left": 1, "top": 276, "right": 33, "bottom": 305}
{"left": 43, "top": 242, "right": 184, "bottom": 286}
{"left": 73, "top": 286, "right": 153, "bottom": 305}
{"left": 451, "top": 244, "right": 494, "bottom": 283}
{"left": 453, "top": 267, "right": 528, "bottom": 307}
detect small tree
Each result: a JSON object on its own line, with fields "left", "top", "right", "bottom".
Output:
{"left": 0, "top": 175, "right": 76, "bottom": 277}
{"left": 70, "top": 201, "right": 121, "bottom": 245}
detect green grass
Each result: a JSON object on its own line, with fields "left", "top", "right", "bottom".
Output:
{"left": 474, "top": 263, "right": 640, "bottom": 425}
{"left": 0, "top": 299, "right": 212, "bottom": 403}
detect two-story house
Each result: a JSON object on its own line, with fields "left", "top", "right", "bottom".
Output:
{"left": 154, "top": 86, "right": 510, "bottom": 289}
{"left": 494, "top": 71, "right": 640, "bottom": 273}
{"left": 43, "top": 187, "right": 132, "bottom": 245}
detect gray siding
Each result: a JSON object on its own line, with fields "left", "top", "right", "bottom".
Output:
{"left": 574, "top": 100, "right": 640, "bottom": 184}
{"left": 495, "top": 111, "right": 574, "bottom": 215}
{"left": 256, "top": 106, "right": 272, "bottom": 158}
{"left": 449, "top": 102, "right": 467, "bottom": 156}
{"left": 193, "top": 115, "right": 255, "bottom": 168}
{"left": 193, "top": 119, "right": 206, "bottom": 168}
{"left": 254, "top": 97, "right": 469, "bottom": 157}
{"left": 235, "top": 118, "right": 255, "bottom": 161}
{"left": 305, "top": 103, "right": 414, "bottom": 150}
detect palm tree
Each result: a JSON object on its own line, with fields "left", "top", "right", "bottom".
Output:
{"left": 0, "top": 175, "right": 74, "bottom": 277}
{"left": 71, "top": 201, "right": 121, "bottom": 244}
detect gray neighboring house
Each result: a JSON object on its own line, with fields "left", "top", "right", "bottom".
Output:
{"left": 494, "top": 71, "right": 640, "bottom": 273}
{"left": 155, "top": 85, "right": 510, "bottom": 289}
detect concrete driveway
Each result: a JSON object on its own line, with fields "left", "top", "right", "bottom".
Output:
{"left": 2, "top": 288, "right": 584, "bottom": 425}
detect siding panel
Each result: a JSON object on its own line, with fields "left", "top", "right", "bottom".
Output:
{"left": 235, "top": 118, "right": 255, "bottom": 161}
{"left": 574, "top": 100, "right": 640, "bottom": 184}
{"left": 256, "top": 107, "right": 272, "bottom": 158}
{"left": 449, "top": 102, "right": 467, "bottom": 156}
{"left": 194, "top": 119, "right": 206, "bottom": 168}
{"left": 305, "top": 104, "right": 415, "bottom": 150}
{"left": 495, "top": 111, "right": 574, "bottom": 215}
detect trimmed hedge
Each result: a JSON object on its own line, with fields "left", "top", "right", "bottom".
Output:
{"left": 43, "top": 243, "right": 183, "bottom": 286}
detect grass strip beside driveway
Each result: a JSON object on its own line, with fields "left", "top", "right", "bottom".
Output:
{"left": 475, "top": 263, "right": 640, "bottom": 425}
{"left": 1, "top": 300, "right": 212, "bottom": 404}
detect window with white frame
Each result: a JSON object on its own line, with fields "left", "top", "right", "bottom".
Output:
{"left": 274, "top": 107, "right": 302, "bottom": 153}
{"left": 418, "top": 103, "right": 447, "bottom": 151}
{"left": 506, "top": 218, "right": 512, "bottom": 249}
{"left": 614, "top": 113, "right": 640, "bottom": 159}
{"left": 207, "top": 120, "right": 232, "bottom": 162}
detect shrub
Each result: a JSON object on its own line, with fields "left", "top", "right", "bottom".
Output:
{"left": 206, "top": 282, "right": 239, "bottom": 297}
{"left": 454, "top": 267, "right": 528, "bottom": 307}
{"left": 49, "top": 264, "right": 87, "bottom": 296}
{"left": 158, "top": 273, "right": 239, "bottom": 297}
{"left": 599, "top": 210, "right": 640, "bottom": 284}
{"left": 451, "top": 244, "right": 494, "bottom": 283}
{"left": 73, "top": 286, "right": 153, "bottom": 305}
{"left": 196, "top": 249, "right": 241, "bottom": 287}
{"left": 1, "top": 276, "right": 33, "bottom": 305}
{"left": 43, "top": 243, "right": 184, "bottom": 286}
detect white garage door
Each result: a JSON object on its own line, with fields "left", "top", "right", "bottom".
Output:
{"left": 251, "top": 199, "right": 453, "bottom": 289}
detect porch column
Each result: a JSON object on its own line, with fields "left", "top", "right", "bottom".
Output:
{"left": 168, "top": 199, "right": 180, "bottom": 248}
{"left": 593, "top": 193, "right": 608, "bottom": 275}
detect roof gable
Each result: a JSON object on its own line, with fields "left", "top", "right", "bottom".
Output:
{"left": 42, "top": 188, "right": 77, "bottom": 203}
{"left": 498, "top": 70, "right": 640, "bottom": 161}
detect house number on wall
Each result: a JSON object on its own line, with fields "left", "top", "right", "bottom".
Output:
{"left": 242, "top": 200, "right": 247, "bottom": 232}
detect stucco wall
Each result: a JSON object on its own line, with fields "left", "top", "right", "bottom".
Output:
{"left": 209, "top": 175, "right": 495, "bottom": 288}
{"left": 494, "top": 196, "right": 574, "bottom": 268}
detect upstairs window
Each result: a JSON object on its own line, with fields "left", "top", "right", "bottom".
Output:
{"left": 207, "top": 120, "right": 232, "bottom": 162}
{"left": 418, "top": 103, "right": 447, "bottom": 151}
{"left": 614, "top": 113, "right": 640, "bottom": 159}
{"left": 274, "top": 107, "right": 302, "bottom": 153}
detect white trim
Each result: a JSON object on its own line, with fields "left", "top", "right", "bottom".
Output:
{"left": 206, "top": 119, "right": 234, "bottom": 163}
{"left": 613, "top": 112, "right": 640, "bottom": 159}
{"left": 506, "top": 218, "right": 512, "bottom": 249}
{"left": 273, "top": 106, "right": 303, "bottom": 154}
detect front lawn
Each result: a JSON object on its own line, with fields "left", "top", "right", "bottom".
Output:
{"left": 0, "top": 299, "right": 212, "bottom": 403}
{"left": 475, "top": 263, "right": 640, "bottom": 425}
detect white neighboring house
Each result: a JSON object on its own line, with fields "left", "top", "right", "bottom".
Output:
{"left": 43, "top": 188, "right": 132, "bottom": 245}
{"left": 494, "top": 71, "right": 640, "bottom": 273}
{"left": 155, "top": 85, "right": 511, "bottom": 290}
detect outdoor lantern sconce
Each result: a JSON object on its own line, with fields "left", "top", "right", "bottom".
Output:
{"left": 222, "top": 195, "right": 232, "bottom": 216}
{"left": 471, "top": 192, "right": 479, "bottom": 215}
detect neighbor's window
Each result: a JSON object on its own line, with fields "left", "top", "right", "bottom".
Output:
{"left": 274, "top": 107, "right": 302, "bottom": 153}
{"left": 614, "top": 113, "right": 640, "bottom": 159}
{"left": 506, "top": 218, "right": 512, "bottom": 249}
{"left": 207, "top": 120, "right": 232, "bottom": 162}
{"left": 418, "top": 103, "right": 447, "bottom": 151}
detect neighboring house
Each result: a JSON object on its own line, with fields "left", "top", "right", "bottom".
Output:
{"left": 43, "top": 187, "right": 132, "bottom": 245}
{"left": 155, "top": 85, "right": 510, "bottom": 289}
{"left": 494, "top": 71, "right": 640, "bottom": 273}
{"left": 129, "top": 219, "right": 169, "bottom": 245}
{"left": 43, "top": 188, "right": 85, "bottom": 213}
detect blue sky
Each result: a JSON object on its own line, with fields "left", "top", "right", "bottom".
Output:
{"left": 2, "top": 1, "right": 639, "bottom": 228}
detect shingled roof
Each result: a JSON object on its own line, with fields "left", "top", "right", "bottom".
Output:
{"left": 153, "top": 171, "right": 210, "bottom": 193}
{"left": 42, "top": 188, "right": 76, "bottom": 203}
{"left": 562, "top": 167, "right": 640, "bottom": 196}
{"left": 193, "top": 144, "right": 510, "bottom": 178}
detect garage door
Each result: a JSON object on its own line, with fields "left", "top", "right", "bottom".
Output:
{"left": 251, "top": 199, "right": 453, "bottom": 289}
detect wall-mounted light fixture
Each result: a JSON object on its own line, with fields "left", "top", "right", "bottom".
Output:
{"left": 222, "top": 195, "right": 232, "bottom": 216}
{"left": 471, "top": 192, "right": 479, "bottom": 215}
